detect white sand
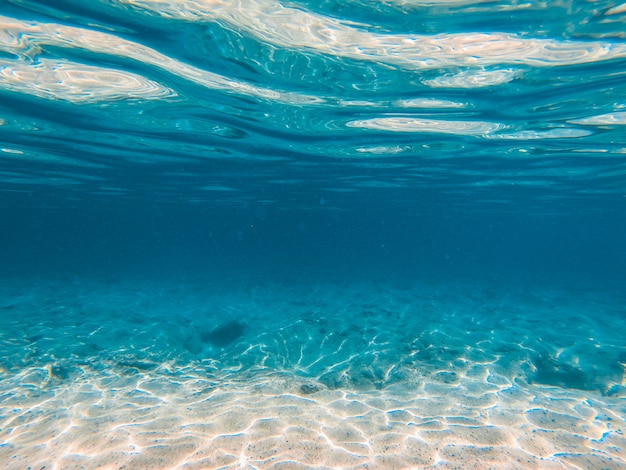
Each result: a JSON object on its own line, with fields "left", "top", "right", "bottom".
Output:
{"left": 0, "top": 278, "right": 624, "bottom": 469}
{"left": 1, "top": 367, "right": 624, "bottom": 469}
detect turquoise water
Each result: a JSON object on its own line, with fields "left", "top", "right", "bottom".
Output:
{"left": 1, "top": 1, "right": 625, "bottom": 468}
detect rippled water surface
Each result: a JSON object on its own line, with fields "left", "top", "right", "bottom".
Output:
{"left": 1, "top": 0, "right": 625, "bottom": 211}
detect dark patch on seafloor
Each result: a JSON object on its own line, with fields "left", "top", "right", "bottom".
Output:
{"left": 201, "top": 320, "right": 246, "bottom": 347}
{"left": 530, "top": 353, "right": 625, "bottom": 396}
{"left": 300, "top": 382, "right": 324, "bottom": 395}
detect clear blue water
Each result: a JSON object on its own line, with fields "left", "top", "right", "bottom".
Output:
{"left": 0, "top": 1, "right": 625, "bottom": 468}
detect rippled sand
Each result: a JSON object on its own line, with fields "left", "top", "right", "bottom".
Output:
{"left": 1, "top": 278, "right": 624, "bottom": 469}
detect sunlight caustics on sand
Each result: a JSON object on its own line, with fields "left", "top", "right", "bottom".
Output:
{"left": 1, "top": 279, "right": 624, "bottom": 469}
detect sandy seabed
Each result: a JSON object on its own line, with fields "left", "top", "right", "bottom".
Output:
{"left": 0, "top": 277, "right": 624, "bottom": 469}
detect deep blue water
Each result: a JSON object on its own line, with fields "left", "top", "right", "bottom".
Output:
{"left": 0, "top": 2, "right": 626, "bottom": 468}
{"left": 1, "top": 0, "right": 625, "bottom": 289}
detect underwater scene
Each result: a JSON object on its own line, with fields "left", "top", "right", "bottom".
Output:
{"left": 1, "top": 0, "right": 625, "bottom": 468}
